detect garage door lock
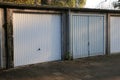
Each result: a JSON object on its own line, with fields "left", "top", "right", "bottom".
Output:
{"left": 37, "top": 48, "right": 41, "bottom": 51}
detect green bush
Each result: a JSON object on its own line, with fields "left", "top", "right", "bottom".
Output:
{"left": 65, "top": 52, "right": 72, "bottom": 60}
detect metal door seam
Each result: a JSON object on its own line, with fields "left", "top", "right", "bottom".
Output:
{"left": 88, "top": 16, "right": 90, "bottom": 57}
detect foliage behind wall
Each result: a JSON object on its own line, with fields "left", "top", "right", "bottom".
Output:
{"left": 2, "top": 0, "right": 86, "bottom": 8}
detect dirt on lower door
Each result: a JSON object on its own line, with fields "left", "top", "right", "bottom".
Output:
{"left": 0, "top": 54, "right": 120, "bottom": 80}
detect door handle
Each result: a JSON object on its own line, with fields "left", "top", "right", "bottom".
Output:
{"left": 37, "top": 48, "right": 41, "bottom": 51}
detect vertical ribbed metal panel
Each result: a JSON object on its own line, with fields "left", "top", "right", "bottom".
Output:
{"left": 0, "top": 9, "right": 2, "bottom": 68}
{"left": 89, "top": 16, "right": 104, "bottom": 56}
{"left": 13, "top": 13, "right": 61, "bottom": 67}
{"left": 71, "top": 14, "right": 105, "bottom": 59}
{"left": 71, "top": 15, "right": 89, "bottom": 59}
{"left": 110, "top": 16, "right": 120, "bottom": 53}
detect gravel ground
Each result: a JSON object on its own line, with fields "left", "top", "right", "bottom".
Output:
{"left": 0, "top": 54, "right": 120, "bottom": 80}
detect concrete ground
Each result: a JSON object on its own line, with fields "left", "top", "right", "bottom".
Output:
{"left": 0, "top": 54, "right": 120, "bottom": 80}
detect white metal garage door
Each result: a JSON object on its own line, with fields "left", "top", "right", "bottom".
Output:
{"left": 110, "top": 16, "right": 120, "bottom": 54}
{"left": 71, "top": 16, "right": 89, "bottom": 58}
{"left": 13, "top": 13, "right": 61, "bottom": 67}
{"left": 70, "top": 14, "right": 105, "bottom": 59}
{"left": 89, "top": 16, "right": 104, "bottom": 56}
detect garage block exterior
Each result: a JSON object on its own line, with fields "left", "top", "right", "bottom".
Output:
{"left": 0, "top": 3, "right": 119, "bottom": 69}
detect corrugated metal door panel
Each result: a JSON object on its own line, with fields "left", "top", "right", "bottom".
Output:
{"left": 13, "top": 13, "right": 61, "bottom": 67}
{"left": 110, "top": 17, "right": 120, "bottom": 54}
{"left": 0, "top": 9, "right": 2, "bottom": 68}
{"left": 89, "top": 16, "right": 104, "bottom": 56}
{"left": 71, "top": 15, "right": 89, "bottom": 59}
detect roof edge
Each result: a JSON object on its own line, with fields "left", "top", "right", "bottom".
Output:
{"left": 0, "top": 2, "right": 119, "bottom": 13}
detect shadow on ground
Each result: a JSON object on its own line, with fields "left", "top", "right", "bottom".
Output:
{"left": 0, "top": 54, "right": 120, "bottom": 80}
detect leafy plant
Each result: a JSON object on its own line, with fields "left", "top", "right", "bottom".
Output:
{"left": 65, "top": 52, "right": 72, "bottom": 60}
{"left": 3, "top": 0, "right": 86, "bottom": 8}
{"left": 67, "top": 0, "right": 76, "bottom": 7}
